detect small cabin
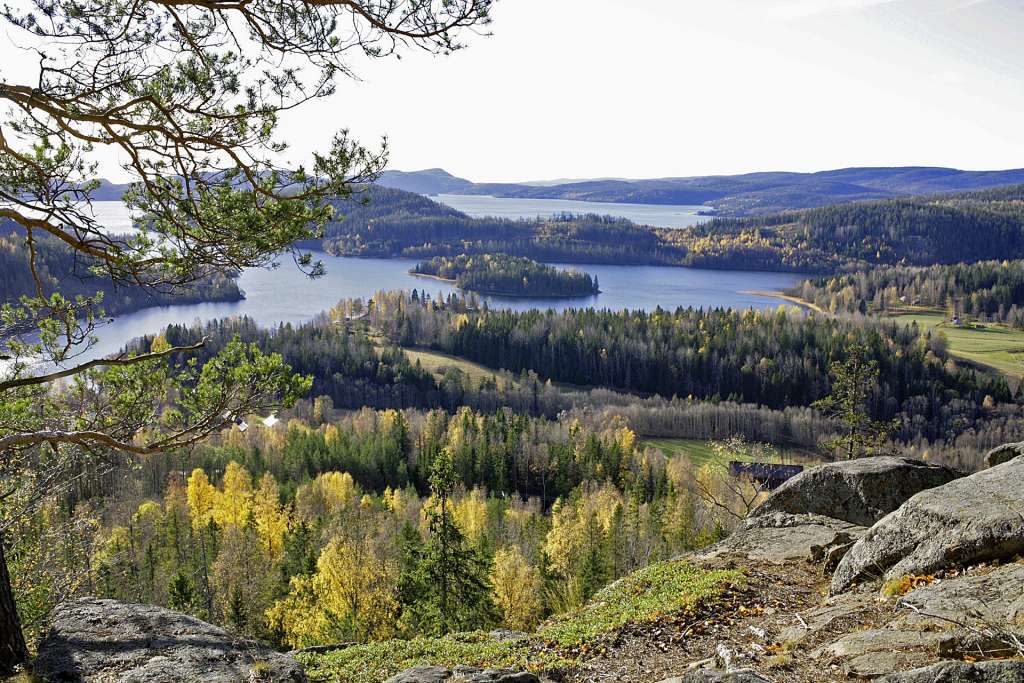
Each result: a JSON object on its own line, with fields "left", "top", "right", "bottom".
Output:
{"left": 729, "top": 461, "right": 804, "bottom": 489}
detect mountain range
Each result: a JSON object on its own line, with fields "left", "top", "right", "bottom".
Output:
{"left": 377, "top": 166, "right": 1024, "bottom": 216}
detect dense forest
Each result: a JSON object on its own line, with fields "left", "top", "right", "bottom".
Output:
{"left": 0, "top": 224, "right": 242, "bottom": 317}
{"left": 133, "top": 292, "right": 1017, "bottom": 459}
{"left": 12, "top": 407, "right": 756, "bottom": 649}
{"left": 411, "top": 254, "right": 599, "bottom": 297}
{"left": 794, "top": 260, "right": 1024, "bottom": 326}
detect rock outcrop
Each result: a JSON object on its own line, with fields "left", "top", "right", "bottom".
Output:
{"left": 656, "top": 670, "right": 774, "bottom": 682}
{"left": 699, "top": 511, "right": 866, "bottom": 564}
{"left": 384, "top": 665, "right": 540, "bottom": 683}
{"left": 984, "top": 441, "right": 1024, "bottom": 468}
{"left": 33, "top": 597, "right": 306, "bottom": 683}
{"left": 750, "top": 456, "right": 960, "bottom": 527}
{"left": 874, "top": 660, "right": 1024, "bottom": 682}
{"left": 831, "top": 455, "right": 1024, "bottom": 594}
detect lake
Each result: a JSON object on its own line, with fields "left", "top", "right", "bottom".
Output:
{"left": 80, "top": 253, "right": 801, "bottom": 360}
{"left": 433, "top": 194, "right": 713, "bottom": 229}
{"left": 51, "top": 201, "right": 800, "bottom": 360}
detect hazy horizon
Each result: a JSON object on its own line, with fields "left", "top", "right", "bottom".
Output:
{"left": 4, "top": 0, "right": 1023, "bottom": 182}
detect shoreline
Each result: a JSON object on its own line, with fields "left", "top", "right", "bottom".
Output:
{"left": 742, "top": 290, "right": 825, "bottom": 314}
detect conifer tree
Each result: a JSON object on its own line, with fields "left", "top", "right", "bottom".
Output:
{"left": 814, "top": 344, "right": 898, "bottom": 459}
{"left": 398, "top": 447, "right": 497, "bottom": 635}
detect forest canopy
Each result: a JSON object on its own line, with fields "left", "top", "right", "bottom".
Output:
{"left": 411, "top": 253, "right": 599, "bottom": 298}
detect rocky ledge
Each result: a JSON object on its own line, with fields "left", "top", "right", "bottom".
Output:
{"left": 569, "top": 452, "right": 1024, "bottom": 682}
{"left": 33, "top": 597, "right": 306, "bottom": 682}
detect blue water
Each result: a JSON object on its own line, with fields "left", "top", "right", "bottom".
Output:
{"left": 50, "top": 202, "right": 800, "bottom": 360}
{"left": 79, "top": 253, "right": 800, "bottom": 360}
{"left": 433, "top": 194, "right": 712, "bottom": 229}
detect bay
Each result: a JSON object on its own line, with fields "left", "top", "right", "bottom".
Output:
{"left": 433, "top": 194, "right": 713, "bottom": 229}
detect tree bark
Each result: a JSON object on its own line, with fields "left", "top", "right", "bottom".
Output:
{"left": 0, "top": 532, "right": 30, "bottom": 676}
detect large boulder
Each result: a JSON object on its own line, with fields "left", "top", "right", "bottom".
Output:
{"left": 751, "top": 456, "right": 960, "bottom": 527}
{"left": 984, "top": 441, "right": 1024, "bottom": 468}
{"left": 33, "top": 597, "right": 306, "bottom": 682}
{"left": 874, "top": 660, "right": 1024, "bottom": 682}
{"left": 831, "top": 455, "right": 1024, "bottom": 594}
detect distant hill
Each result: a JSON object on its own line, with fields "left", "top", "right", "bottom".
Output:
{"left": 376, "top": 168, "right": 474, "bottom": 195}
{"left": 74, "top": 166, "right": 1024, "bottom": 217}
{"left": 380, "top": 166, "right": 1024, "bottom": 216}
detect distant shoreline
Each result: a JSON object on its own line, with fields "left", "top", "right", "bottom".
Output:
{"left": 742, "top": 290, "right": 824, "bottom": 314}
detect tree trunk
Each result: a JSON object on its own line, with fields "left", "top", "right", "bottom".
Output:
{"left": 0, "top": 532, "right": 30, "bottom": 676}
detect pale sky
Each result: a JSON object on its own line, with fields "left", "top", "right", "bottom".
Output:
{"left": 3, "top": 0, "right": 1023, "bottom": 182}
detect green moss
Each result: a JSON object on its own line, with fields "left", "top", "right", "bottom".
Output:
{"left": 537, "top": 559, "right": 741, "bottom": 648}
{"left": 299, "top": 560, "right": 742, "bottom": 683}
{"left": 297, "top": 632, "right": 567, "bottom": 683}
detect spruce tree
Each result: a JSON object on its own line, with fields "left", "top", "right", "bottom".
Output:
{"left": 814, "top": 343, "right": 899, "bottom": 459}
{"left": 398, "top": 447, "right": 497, "bottom": 635}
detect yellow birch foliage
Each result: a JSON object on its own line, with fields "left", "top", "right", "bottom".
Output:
{"left": 543, "top": 483, "right": 623, "bottom": 576}
{"left": 266, "top": 537, "right": 399, "bottom": 647}
{"left": 253, "top": 472, "right": 289, "bottom": 557}
{"left": 186, "top": 468, "right": 217, "bottom": 530}
{"left": 296, "top": 471, "right": 357, "bottom": 520}
{"left": 453, "top": 488, "right": 488, "bottom": 546}
{"left": 216, "top": 461, "right": 254, "bottom": 528}
{"left": 491, "top": 546, "right": 543, "bottom": 631}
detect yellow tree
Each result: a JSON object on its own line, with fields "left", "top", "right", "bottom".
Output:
{"left": 253, "top": 473, "right": 289, "bottom": 558}
{"left": 313, "top": 538, "right": 399, "bottom": 642}
{"left": 215, "top": 462, "right": 254, "bottom": 528}
{"left": 296, "top": 471, "right": 357, "bottom": 521}
{"left": 453, "top": 488, "right": 489, "bottom": 547}
{"left": 268, "top": 537, "right": 399, "bottom": 646}
{"left": 491, "top": 546, "right": 543, "bottom": 631}
{"left": 186, "top": 469, "right": 217, "bottom": 531}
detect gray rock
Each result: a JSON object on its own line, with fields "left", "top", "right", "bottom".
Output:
{"left": 874, "top": 660, "right": 1024, "bottom": 682}
{"left": 831, "top": 456, "right": 1024, "bottom": 594}
{"left": 985, "top": 442, "right": 1024, "bottom": 468}
{"left": 816, "top": 628, "right": 944, "bottom": 659}
{"left": 894, "top": 563, "right": 1024, "bottom": 628}
{"left": 656, "top": 670, "right": 772, "bottom": 683}
{"left": 386, "top": 666, "right": 452, "bottom": 683}
{"left": 487, "top": 629, "right": 528, "bottom": 642}
{"left": 751, "top": 456, "right": 960, "bottom": 527}
{"left": 778, "top": 593, "right": 869, "bottom": 644}
{"left": 33, "top": 597, "right": 305, "bottom": 683}
{"left": 384, "top": 665, "right": 540, "bottom": 683}
{"left": 699, "top": 511, "right": 866, "bottom": 563}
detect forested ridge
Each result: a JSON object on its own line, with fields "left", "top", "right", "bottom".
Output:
{"left": 793, "top": 259, "right": 1024, "bottom": 326}
{"left": 0, "top": 225, "right": 242, "bottom": 317}
{"left": 320, "top": 184, "right": 1024, "bottom": 273}
{"left": 378, "top": 166, "right": 1024, "bottom": 215}
{"left": 362, "top": 292, "right": 1010, "bottom": 435}
{"left": 135, "top": 291, "right": 1013, "bottom": 451}
{"left": 411, "top": 253, "right": 599, "bottom": 297}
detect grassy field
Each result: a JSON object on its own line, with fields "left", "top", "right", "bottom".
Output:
{"left": 888, "top": 313, "right": 1024, "bottom": 378}
{"left": 402, "top": 347, "right": 514, "bottom": 387}
{"left": 643, "top": 438, "right": 819, "bottom": 468}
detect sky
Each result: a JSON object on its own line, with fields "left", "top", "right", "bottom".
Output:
{"left": 3, "top": 0, "right": 1023, "bottom": 182}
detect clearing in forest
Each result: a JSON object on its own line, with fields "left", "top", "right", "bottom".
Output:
{"left": 889, "top": 313, "right": 1024, "bottom": 378}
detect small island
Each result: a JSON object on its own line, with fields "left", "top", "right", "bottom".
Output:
{"left": 411, "top": 253, "right": 600, "bottom": 297}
